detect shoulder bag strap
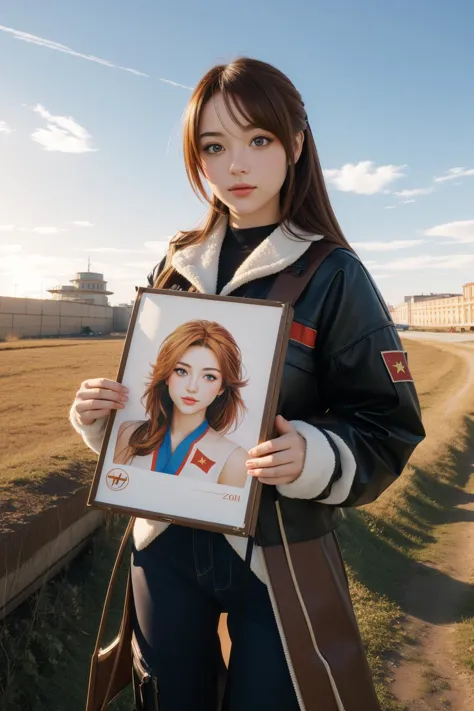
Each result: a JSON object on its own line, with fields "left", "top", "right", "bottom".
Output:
{"left": 92, "top": 516, "right": 136, "bottom": 657}
{"left": 266, "top": 239, "right": 340, "bottom": 305}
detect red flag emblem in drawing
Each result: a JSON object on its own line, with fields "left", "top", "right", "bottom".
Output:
{"left": 381, "top": 351, "right": 413, "bottom": 383}
{"left": 191, "top": 449, "right": 215, "bottom": 474}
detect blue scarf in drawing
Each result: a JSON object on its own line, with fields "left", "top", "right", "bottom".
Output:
{"left": 153, "top": 419, "right": 209, "bottom": 475}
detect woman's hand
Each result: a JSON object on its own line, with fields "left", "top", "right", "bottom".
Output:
{"left": 72, "top": 378, "right": 129, "bottom": 426}
{"left": 246, "top": 415, "right": 306, "bottom": 485}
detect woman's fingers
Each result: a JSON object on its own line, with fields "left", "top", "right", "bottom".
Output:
{"left": 247, "top": 435, "right": 291, "bottom": 459}
{"left": 76, "top": 398, "right": 125, "bottom": 413}
{"left": 77, "top": 387, "right": 128, "bottom": 403}
{"left": 252, "top": 463, "right": 299, "bottom": 484}
{"left": 246, "top": 449, "right": 293, "bottom": 470}
{"left": 82, "top": 378, "right": 128, "bottom": 393}
{"left": 73, "top": 378, "right": 129, "bottom": 426}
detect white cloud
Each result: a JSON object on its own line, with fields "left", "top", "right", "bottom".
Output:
{"left": 393, "top": 187, "right": 435, "bottom": 198}
{"left": 73, "top": 246, "right": 147, "bottom": 254}
{"left": 370, "top": 273, "right": 393, "bottom": 280}
{"left": 402, "top": 199, "right": 416, "bottom": 204}
{"left": 424, "top": 220, "right": 474, "bottom": 244}
{"left": 434, "top": 167, "right": 474, "bottom": 183}
{"left": 30, "top": 104, "right": 96, "bottom": 153}
{"left": 384, "top": 205, "right": 396, "bottom": 210}
{"left": 70, "top": 220, "right": 94, "bottom": 227}
{"left": 33, "top": 225, "right": 66, "bottom": 235}
{"left": 352, "top": 239, "right": 426, "bottom": 252}
{"left": 71, "top": 239, "right": 172, "bottom": 256}
{"left": 0, "top": 120, "right": 13, "bottom": 134}
{"left": 324, "top": 161, "right": 406, "bottom": 195}
{"left": 0, "top": 224, "right": 15, "bottom": 231}
{"left": 0, "top": 24, "right": 193, "bottom": 90}
{"left": 124, "top": 261, "right": 157, "bottom": 269}
{"left": 144, "top": 239, "right": 172, "bottom": 253}
{"left": 0, "top": 250, "right": 86, "bottom": 297}
{"left": 380, "top": 253, "right": 474, "bottom": 272}
{"left": 0, "top": 244, "right": 22, "bottom": 253}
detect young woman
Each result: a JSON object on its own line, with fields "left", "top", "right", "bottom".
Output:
{"left": 70, "top": 57, "right": 425, "bottom": 711}
{"left": 112, "top": 320, "right": 249, "bottom": 488}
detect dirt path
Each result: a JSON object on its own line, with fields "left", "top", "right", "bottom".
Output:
{"left": 390, "top": 341, "right": 474, "bottom": 710}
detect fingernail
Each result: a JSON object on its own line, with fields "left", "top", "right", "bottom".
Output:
{"left": 249, "top": 449, "right": 256, "bottom": 457}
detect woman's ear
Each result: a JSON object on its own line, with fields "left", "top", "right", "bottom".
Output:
{"left": 292, "top": 130, "right": 305, "bottom": 165}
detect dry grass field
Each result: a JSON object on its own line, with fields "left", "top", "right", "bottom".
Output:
{"left": 1, "top": 335, "right": 474, "bottom": 711}
{"left": 0, "top": 335, "right": 440, "bottom": 529}
{"left": 0, "top": 338, "right": 124, "bottom": 530}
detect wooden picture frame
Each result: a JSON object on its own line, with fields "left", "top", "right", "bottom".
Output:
{"left": 87, "top": 287, "right": 293, "bottom": 537}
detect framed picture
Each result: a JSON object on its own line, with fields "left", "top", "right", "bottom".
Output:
{"left": 87, "top": 287, "right": 293, "bottom": 537}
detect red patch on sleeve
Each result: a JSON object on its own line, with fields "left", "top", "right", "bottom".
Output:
{"left": 191, "top": 449, "right": 215, "bottom": 474}
{"left": 290, "top": 321, "right": 318, "bottom": 348}
{"left": 381, "top": 351, "right": 413, "bottom": 383}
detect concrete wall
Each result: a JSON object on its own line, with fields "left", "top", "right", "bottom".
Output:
{"left": 0, "top": 296, "right": 131, "bottom": 339}
{"left": 0, "top": 486, "right": 105, "bottom": 620}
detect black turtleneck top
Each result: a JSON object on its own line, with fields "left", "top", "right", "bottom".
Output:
{"left": 216, "top": 221, "right": 279, "bottom": 294}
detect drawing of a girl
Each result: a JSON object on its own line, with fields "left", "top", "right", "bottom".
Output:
{"left": 113, "top": 319, "right": 249, "bottom": 488}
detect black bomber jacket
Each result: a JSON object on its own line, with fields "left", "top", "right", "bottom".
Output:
{"left": 147, "top": 228, "right": 426, "bottom": 547}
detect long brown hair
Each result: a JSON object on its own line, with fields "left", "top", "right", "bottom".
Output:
{"left": 154, "top": 56, "right": 352, "bottom": 289}
{"left": 122, "top": 320, "right": 248, "bottom": 462}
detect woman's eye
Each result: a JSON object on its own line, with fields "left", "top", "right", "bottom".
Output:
{"left": 175, "top": 368, "right": 187, "bottom": 376}
{"left": 202, "top": 143, "right": 222, "bottom": 155}
{"left": 204, "top": 374, "right": 217, "bottom": 381}
{"left": 202, "top": 136, "right": 272, "bottom": 155}
{"left": 252, "top": 136, "right": 272, "bottom": 147}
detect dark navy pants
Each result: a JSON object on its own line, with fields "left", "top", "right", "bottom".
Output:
{"left": 131, "top": 524, "right": 300, "bottom": 711}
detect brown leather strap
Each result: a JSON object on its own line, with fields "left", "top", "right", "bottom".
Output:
{"left": 263, "top": 527, "right": 381, "bottom": 711}
{"left": 93, "top": 517, "right": 135, "bottom": 658}
{"left": 267, "top": 239, "right": 340, "bottom": 305}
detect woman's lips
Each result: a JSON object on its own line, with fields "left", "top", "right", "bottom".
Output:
{"left": 230, "top": 187, "right": 255, "bottom": 197}
{"left": 182, "top": 397, "right": 198, "bottom": 405}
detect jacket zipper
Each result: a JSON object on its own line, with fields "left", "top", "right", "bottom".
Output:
{"left": 258, "top": 548, "right": 306, "bottom": 711}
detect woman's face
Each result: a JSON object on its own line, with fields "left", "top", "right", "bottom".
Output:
{"left": 198, "top": 92, "right": 304, "bottom": 228}
{"left": 167, "top": 345, "right": 224, "bottom": 416}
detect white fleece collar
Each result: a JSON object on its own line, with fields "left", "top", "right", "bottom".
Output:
{"left": 171, "top": 215, "right": 324, "bottom": 296}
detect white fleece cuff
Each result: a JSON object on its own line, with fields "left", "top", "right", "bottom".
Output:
{"left": 69, "top": 404, "right": 107, "bottom": 454}
{"left": 276, "top": 420, "right": 337, "bottom": 500}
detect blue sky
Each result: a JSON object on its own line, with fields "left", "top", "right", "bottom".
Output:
{"left": 0, "top": 0, "right": 473, "bottom": 306}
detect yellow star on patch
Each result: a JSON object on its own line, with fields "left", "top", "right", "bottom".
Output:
{"left": 198, "top": 457, "right": 207, "bottom": 465}
{"left": 395, "top": 361, "right": 406, "bottom": 373}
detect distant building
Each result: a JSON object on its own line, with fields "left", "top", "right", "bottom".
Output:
{"left": 1, "top": 264, "right": 133, "bottom": 339}
{"left": 48, "top": 270, "right": 113, "bottom": 307}
{"left": 390, "top": 282, "right": 474, "bottom": 329}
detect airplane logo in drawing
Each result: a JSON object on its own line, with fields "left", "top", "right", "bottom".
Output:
{"left": 106, "top": 468, "right": 129, "bottom": 491}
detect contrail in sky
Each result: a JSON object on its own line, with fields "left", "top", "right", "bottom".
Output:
{"left": 0, "top": 23, "right": 193, "bottom": 90}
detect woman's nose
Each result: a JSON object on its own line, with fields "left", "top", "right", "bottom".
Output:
{"left": 187, "top": 379, "right": 198, "bottom": 393}
{"left": 230, "top": 163, "right": 249, "bottom": 174}
{"left": 229, "top": 152, "right": 249, "bottom": 175}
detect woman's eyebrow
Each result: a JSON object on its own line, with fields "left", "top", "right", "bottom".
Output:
{"left": 176, "top": 361, "right": 220, "bottom": 372}
{"left": 199, "top": 125, "right": 255, "bottom": 139}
